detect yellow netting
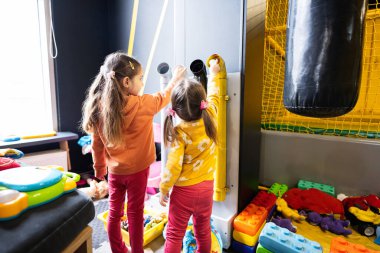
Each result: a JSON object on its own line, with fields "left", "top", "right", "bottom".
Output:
{"left": 262, "top": 0, "right": 380, "bottom": 138}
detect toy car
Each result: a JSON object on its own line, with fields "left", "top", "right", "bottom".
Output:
{"left": 342, "top": 195, "right": 380, "bottom": 236}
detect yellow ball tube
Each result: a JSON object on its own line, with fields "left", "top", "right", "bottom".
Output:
{"left": 206, "top": 54, "right": 227, "bottom": 202}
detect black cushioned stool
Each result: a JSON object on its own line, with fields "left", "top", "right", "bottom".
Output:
{"left": 0, "top": 190, "right": 95, "bottom": 253}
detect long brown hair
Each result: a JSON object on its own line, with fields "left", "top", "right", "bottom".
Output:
{"left": 164, "top": 79, "right": 217, "bottom": 146}
{"left": 81, "top": 52, "right": 141, "bottom": 147}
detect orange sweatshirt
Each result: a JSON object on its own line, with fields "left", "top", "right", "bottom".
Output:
{"left": 91, "top": 85, "right": 174, "bottom": 176}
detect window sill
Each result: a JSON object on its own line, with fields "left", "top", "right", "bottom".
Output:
{"left": 0, "top": 132, "right": 78, "bottom": 149}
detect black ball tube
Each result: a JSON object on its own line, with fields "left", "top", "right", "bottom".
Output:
{"left": 190, "top": 59, "right": 208, "bottom": 92}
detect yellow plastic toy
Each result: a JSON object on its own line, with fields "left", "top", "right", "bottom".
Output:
{"left": 233, "top": 221, "right": 266, "bottom": 246}
{"left": 276, "top": 198, "right": 305, "bottom": 221}
{"left": 0, "top": 166, "right": 80, "bottom": 220}
{"left": 206, "top": 54, "right": 228, "bottom": 202}
{"left": 349, "top": 206, "right": 380, "bottom": 225}
{"left": 20, "top": 131, "right": 57, "bottom": 139}
{"left": 98, "top": 204, "right": 168, "bottom": 247}
{"left": 0, "top": 189, "right": 28, "bottom": 219}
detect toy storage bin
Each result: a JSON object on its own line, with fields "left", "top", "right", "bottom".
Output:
{"left": 97, "top": 204, "right": 167, "bottom": 246}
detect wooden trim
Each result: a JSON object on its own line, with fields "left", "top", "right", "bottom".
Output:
{"left": 62, "top": 226, "right": 92, "bottom": 253}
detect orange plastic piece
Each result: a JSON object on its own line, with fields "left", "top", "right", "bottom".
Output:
{"left": 233, "top": 220, "right": 266, "bottom": 246}
{"left": 233, "top": 203, "right": 267, "bottom": 236}
{"left": 0, "top": 191, "right": 28, "bottom": 220}
{"left": 330, "top": 237, "right": 380, "bottom": 253}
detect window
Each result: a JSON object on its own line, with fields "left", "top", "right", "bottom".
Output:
{"left": 0, "top": 0, "right": 56, "bottom": 138}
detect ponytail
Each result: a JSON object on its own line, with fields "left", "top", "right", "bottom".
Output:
{"left": 202, "top": 109, "right": 217, "bottom": 144}
{"left": 82, "top": 52, "right": 142, "bottom": 146}
{"left": 100, "top": 77, "right": 126, "bottom": 147}
{"left": 164, "top": 114, "right": 177, "bottom": 147}
{"left": 81, "top": 73, "right": 104, "bottom": 133}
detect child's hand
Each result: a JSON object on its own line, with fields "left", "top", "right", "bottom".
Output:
{"left": 94, "top": 171, "right": 106, "bottom": 181}
{"left": 172, "top": 65, "right": 187, "bottom": 84}
{"left": 159, "top": 192, "right": 169, "bottom": 207}
{"left": 209, "top": 59, "right": 220, "bottom": 75}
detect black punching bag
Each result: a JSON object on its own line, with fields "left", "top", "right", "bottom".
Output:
{"left": 284, "top": 0, "right": 367, "bottom": 118}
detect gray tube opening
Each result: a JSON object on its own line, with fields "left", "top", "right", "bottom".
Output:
{"left": 157, "top": 62, "right": 170, "bottom": 75}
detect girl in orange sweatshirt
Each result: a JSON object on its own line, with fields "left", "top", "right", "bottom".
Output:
{"left": 82, "top": 52, "right": 186, "bottom": 253}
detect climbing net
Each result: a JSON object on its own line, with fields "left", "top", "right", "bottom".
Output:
{"left": 262, "top": 0, "right": 380, "bottom": 139}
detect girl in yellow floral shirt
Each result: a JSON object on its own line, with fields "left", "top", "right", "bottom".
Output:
{"left": 159, "top": 59, "right": 221, "bottom": 252}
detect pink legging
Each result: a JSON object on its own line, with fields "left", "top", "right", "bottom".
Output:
{"left": 107, "top": 168, "right": 149, "bottom": 253}
{"left": 164, "top": 180, "right": 214, "bottom": 253}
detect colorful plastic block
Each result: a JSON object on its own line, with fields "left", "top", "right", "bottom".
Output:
{"left": 251, "top": 191, "right": 277, "bottom": 211}
{"left": 256, "top": 243, "right": 273, "bottom": 253}
{"left": 233, "top": 221, "right": 266, "bottom": 246}
{"left": 330, "top": 237, "right": 380, "bottom": 253}
{"left": 268, "top": 183, "right": 288, "bottom": 197}
{"left": 234, "top": 204, "right": 268, "bottom": 236}
{"left": 259, "top": 222, "right": 323, "bottom": 253}
{"left": 231, "top": 239, "right": 256, "bottom": 253}
{"left": 298, "top": 179, "right": 335, "bottom": 196}
{"left": 375, "top": 227, "right": 380, "bottom": 245}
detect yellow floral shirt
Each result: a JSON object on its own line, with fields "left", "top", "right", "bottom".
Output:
{"left": 159, "top": 76, "right": 220, "bottom": 195}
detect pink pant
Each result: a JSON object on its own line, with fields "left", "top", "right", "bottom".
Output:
{"left": 107, "top": 168, "right": 149, "bottom": 253}
{"left": 164, "top": 180, "right": 214, "bottom": 253}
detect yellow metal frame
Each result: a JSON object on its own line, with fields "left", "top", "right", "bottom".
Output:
{"left": 127, "top": 0, "right": 139, "bottom": 57}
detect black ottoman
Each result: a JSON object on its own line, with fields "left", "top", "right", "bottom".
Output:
{"left": 0, "top": 190, "right": 95, "bottom": 253}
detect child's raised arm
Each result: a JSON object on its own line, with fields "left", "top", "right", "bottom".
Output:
{"left": 206, "top": 57, "right": 224, "bottom": 118}
{"left": 143, "top": 65, "right": 187, "bottom": 115}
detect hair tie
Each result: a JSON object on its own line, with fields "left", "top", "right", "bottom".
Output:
{"left": 107, "top": 71, "right": 116, "bottom": 80}
{"left": 100, "top": 65, "right": 106, "bottom": 74}
{"left": 166, "top": 108, "right": 176, "bottom": 117}
{"left": 100, "top": 65, "right": 115, "bottom": 80}
{"left": 200, "top": 100, "right": 208, "bottom": 110}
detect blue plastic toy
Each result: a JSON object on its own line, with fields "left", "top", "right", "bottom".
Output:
{"left": 1, "top": 136, "right": 21, "bottom": 142}
{"left": 259, "top": 222, "right": 323, "bottom": 253}
{"left": 231, "top": 239, "right": 256, "bottom": 253}
{"left": 375, "top": 226, "right": 380, "bottom": 245}
{"left": 163, "top": 219, "right": 223, "bottom": 252}
{"left": 0, "top": 148, "right": 24, "bottom": 159}
{"left": 77, "top": 135, "right": 91, "bottom": 147}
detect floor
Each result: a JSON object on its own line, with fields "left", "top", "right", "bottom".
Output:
{"left": 89, "top": 197, "right": 233, "bottom": 253}
{"left": 89, "top": 198, "right": 167, "bottom": 253}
